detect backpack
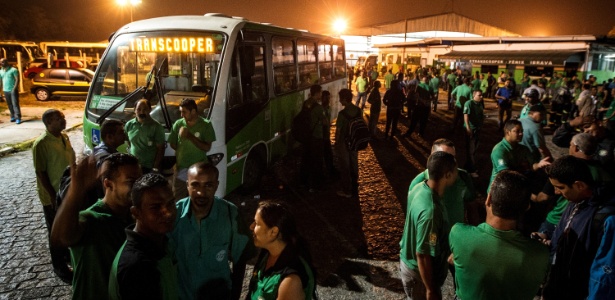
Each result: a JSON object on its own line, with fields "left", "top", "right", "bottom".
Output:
{"left": 340, "top": 110, "right": 370, "bottom": 151}
{"left": 291, "top": 104, "right": 314, "bottom": 144}
{"left": 416, "top": 86, "right": 432, "bottom": 107}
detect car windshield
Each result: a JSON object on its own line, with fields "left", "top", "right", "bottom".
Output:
{"left": 86, "top": 31, "right": 226, "bottom": 126}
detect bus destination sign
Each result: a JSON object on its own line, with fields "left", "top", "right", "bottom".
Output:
{"left": 130, "top": 37, "right": 215, "bottom": 53}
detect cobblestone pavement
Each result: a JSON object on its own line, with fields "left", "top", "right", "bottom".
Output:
{"left": 0, "top": 93, "right": 566, "bottom": 299}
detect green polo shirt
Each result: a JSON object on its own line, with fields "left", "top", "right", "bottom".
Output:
{"left": 0, "top": 66, "right": 19, "bottom": 91}
{"left": 463, "top": 100, "right": 484, "bottom": 130}
{"left": 452, "top": 84, "right": 472, "bottom": 108}
{"left": 489, "top": 138, "right": 535, "bottom": 192}
{"left": 429, "top": 77, "right": 440, "bottom": 93}
{"left": 400, "top": 182, "right": 450, "bottom": 288}
{"left": 169, "top": 197, "right": 252, "bottom": 300}
{"left": 168, "top": 117, "right": 216, "bottom": 170}
{"left": 125, "top": 117, "right": 165, "bottom": 169}
{"left": 32, "top": 130, "right": 75, "bottom": 206}
{"left": 450, "top": 223, "right": 549, "bottom": 300}
{"left": 447, "top": 73, "right": 457, "bottom": 89}
{"left": 409, "top": 169, "right": 475, "bottom": 227}
{"left": 70, "top": 200, "right": 131, "bottom": 300}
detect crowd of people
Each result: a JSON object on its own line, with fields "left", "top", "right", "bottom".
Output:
{"left": 28, "top": 61, "right": 615, "bottom": 300}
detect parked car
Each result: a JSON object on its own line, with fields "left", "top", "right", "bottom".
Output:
{"left": 30, "top": 68, "right": 128, "bottom": 101}
{"left": 30, "top": 68, "right": 93, "bottom": 101}
{"left": 23, "top": 59, "right": 84, "bottom": 79}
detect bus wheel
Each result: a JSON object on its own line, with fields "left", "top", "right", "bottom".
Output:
{"left": 241, "top": 152, "right": 264, "bottom": 194}
{"left": 35, "top": 88, "right": 50, "bottom": 101}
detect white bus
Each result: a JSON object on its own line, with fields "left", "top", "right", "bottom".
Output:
{"left": 83, "top": 14, "right": 347, "bottom": 196}
{"left": 40, "top": 41, "right": 109, "bottom": 63}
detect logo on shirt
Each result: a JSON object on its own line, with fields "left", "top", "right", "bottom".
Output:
{"left": 194, "top": 132, "right": 201, "bottom": 138}
{"left": 599, "top": 149, "right": 608, "bottom": 157}
{"left": 429, "top": 233, "right": 438, "bottom": 247}
{"left": 216, "top": 250, "right": 226, "bottom": 262}
{"left": 498, "top": 158, "right": 505, "bottom": 166}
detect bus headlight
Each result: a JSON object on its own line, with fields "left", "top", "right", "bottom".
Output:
{"left": 207, "top": 153, "right": 224, "bottom": 166}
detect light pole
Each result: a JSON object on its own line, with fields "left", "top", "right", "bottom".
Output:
{"left": 117, "top": 0, "right": 142, "bottom": 22}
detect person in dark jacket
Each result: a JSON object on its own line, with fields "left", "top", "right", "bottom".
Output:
{"left": 382, "top": 80, "right": 405, "bottom": 140}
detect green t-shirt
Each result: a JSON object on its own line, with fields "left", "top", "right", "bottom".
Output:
{"left": 248, "top": 248, "right": 315, "bottom": 300}
{"left": 452, "top": 84, "right": 472, "bottom": 108}
{"left": 125, "top": 117, "right": 165, "bottom": 169}
{"left": 169, "top": 197, "right": 253, "bottom": 300}
{"left": 606, "top": 99, "right": 615, "bottom": 121}
{"left": 109, "top": 230, "right": 178, "bottom": 300}
{"left": 0, "top": 66, "right": 19, "bottom": 91}
{"left": 400, "top": 182, "right": 450, "bottom": 287}
{"left": 447, "top": 73, "right": 457, "bottom": 88}
{"left": 480, "top": 79, "right": 489, "bottom": 93}
{"left": 384, "top": 73, "right": 395, "bottom": 89}
{"left": 488, "top": 139, "right": 535, "bottom": 192}
{"left": 168, "top": 117, "right": 216, "bottom": 170}
{"left": 472, "top": 78, "right": 481, "bottom": 91}
{"left": 71, "top": 200, "right": 131, "bottom": 300}
{"left": 409, "top": 169, "right": 476, "bottom": 227}
{"left": 356, "top": 76, "right": 367, "bottom": 93}
{"left": 520, "top": 117, "right": 545, "bottom": 162}
{"left": 463, "top": 100, "right": 484, "bottom": 130}
{"left": 449, "top": 223, "right": 549, "bottom": 300}
{"left": 32, "top": 131, "right": 75, "bottom": 206}
{"left": 546, "top": 196, "right": 569, "bottom": 225}
{"left": 429, "top": 77, "right": 440, "bottom": 93}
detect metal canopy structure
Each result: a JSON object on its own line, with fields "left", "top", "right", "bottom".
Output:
{"left": 348, "top": 12, "right": 520, "bottom": 37}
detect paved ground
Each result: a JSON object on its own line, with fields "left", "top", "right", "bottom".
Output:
{"left": 0, "top": 87, "right": 566, "bottom": 299}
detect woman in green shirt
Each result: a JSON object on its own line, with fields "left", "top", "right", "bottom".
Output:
{"left": 248, "top": 201, "right": 315, "bottom": 300}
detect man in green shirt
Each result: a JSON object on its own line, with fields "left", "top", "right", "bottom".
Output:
{"left": 463, "top": 90, "right": 485, "bottom": 176}
{"left": 450, "top": 77, "right": 472, "bottom": 132}
{"left": 51, "top": 153, "right": 143, "bottom": 300}
{"left": 429, "top": 74, "right": 440, "bottom": 112}
{"left": 168, "top": 98, "right": 216, "bottom": 199}
{"left": 384, "top": 69, "right": 395, "bottom": 90}
{"left": 0, "top": 58, "right": 21, "bottom": 123}
{"left": 355, "top": 71, "right": 368, "bottom": 109}
{"left": 400, "top": 152, "right": 458, "bottom": 300}
{"left": 125, "top": 99, "right": 165, "bottom": 173}
{"left": 449, "top": 170, "right": 549, "bottom": 300}
{"left": 33, "top": 109, "right": 76, "bottom": 282}
{"left": 489, "top": 120, "right": 551, "bottom": 193}
{"left": 299, "top": 84, "right": 327, "bottom": 192}
{"left": 335, "top": 88, "right": 363, "bottom": 198}
{"left": 169, "top": 163, "right": 253, "bottom": 300}
{"left": 109, "top": 173, "right": 178, "bottom": 300}
{"left": 446, "top": 71, "right": 458, "bottom": 110}
{"left": 520, "top": 105, "right": 552, "bottom": 162}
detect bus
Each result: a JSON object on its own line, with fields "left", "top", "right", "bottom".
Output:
{"left": 83, "top": 14, "right": 347, "bottom": 196}
{"left": 40, "top": 41, "right": 109, "bottom": 64}
{"left": 0, "top": 41, "right": 41, "bottom": 68}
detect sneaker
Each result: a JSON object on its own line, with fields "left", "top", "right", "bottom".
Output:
{"left": 10, "top": 118, "right": 15, "bottom": 122}
{"left": 15, "top": 119, "right": 21, "bottom": 124}
{"left": 470, "top": 172, "right": 479, "bottom": 178}
{"left": 336, "top": 191, "right": 352, "bottom": 198}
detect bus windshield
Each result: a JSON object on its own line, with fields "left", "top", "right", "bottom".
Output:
{"left": 86, "top": 31, "right": 226, "bottom": 126}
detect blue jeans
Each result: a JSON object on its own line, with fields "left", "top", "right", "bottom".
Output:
{"left": 355, "top": 91, "right": 367, "bottom": 108}
{"left": 5, "top": 90, "right": 21, "bottom": 120}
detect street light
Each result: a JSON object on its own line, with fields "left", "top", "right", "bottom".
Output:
{"left": 117, "top": 0, "right": 142, "bottom": 22}
{"left": 333, "top": 18, "right": 347, "bottom": 37}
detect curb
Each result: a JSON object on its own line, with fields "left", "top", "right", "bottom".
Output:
{"left": 0, "top": 122, "right": 83, "bottom": 157}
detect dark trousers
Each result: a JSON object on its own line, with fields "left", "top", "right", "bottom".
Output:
{"left": 385, "top": 108, "right": 401, "bottom": 137}
{"left": 323, "top": 134, "right": 337, "bottom": 178}
{"left": 464, "top": 128, "right": 480, "bottom": 173}
{"left": 408, "top": 105, "right": 430, "bottom": 136}
{"left": 42, "top": 205, "right": 71, "bottom": 273}
{"left": 5, "top": 89, "right": 21, "bottom": 120}
{"left": 368, "top": 108, "right": 381, "bottom": 135}
{"left": 452, "top": 106, "right": 463, "bottom": 131}
{"left": 498, "top": 105, "right": 512, "bottom": 129}
{"left": 300, "top": 138, "right": 324, "bottom": 189}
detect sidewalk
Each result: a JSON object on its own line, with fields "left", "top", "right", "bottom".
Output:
{"left": 0, "top": 103, "right": 84, "bottom": 156}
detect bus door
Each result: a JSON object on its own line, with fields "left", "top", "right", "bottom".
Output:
{"left": 226, "top": 34, "right": 270, "bottom": 150}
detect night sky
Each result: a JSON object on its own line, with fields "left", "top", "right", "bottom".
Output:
{"left": 5, "top": 0, "right": 614, "bottom": 41}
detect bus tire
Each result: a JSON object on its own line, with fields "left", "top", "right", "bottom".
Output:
{"left": 35, "top": 88, "right": 50, "bottom": 101}
{"left": 240, "top": 151, "right": 265, "bottom": 194}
